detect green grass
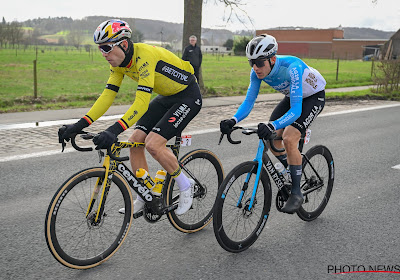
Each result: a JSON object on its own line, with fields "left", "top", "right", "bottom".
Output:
{"left": 0, "top": 46, "right": 385, "bottom": 113}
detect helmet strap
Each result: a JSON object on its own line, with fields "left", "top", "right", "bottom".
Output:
{"left": 119, "top": 39, "right": 134, "bottom": 67}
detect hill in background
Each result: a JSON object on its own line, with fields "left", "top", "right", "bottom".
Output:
{"left": 21, "top": 16, "right": 395, "bottom": 46}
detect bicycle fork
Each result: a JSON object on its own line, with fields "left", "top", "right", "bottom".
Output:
{"left": 86, "top": 154, "right": 115, "bottom": 224}
{"left": 237, "top": 139, "right": 265, "bottom": 211}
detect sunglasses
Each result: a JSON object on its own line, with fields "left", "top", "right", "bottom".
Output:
{"left": 98, "top": 40, "right": 124, "bottom": 54}
{"left": 248, "top": 58, "right": 267, "bottom": 68}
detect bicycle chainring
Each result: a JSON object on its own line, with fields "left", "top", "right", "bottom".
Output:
{"left": 275, "top": 190, "right": 286, "bottom": 212}
{"left": 143, "top": 205, "right": 162, "bottom": 223}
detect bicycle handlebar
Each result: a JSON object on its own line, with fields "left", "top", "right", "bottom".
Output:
{"left": 64, "top": 131, "right": 130, "bottom": 161}
{"left": 220, "top": 126, "right": 285, "bottom": 153}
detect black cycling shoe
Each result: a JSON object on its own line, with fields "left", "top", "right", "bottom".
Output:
{"left": 281, "top": 194, "right": 304, "bottom": 214}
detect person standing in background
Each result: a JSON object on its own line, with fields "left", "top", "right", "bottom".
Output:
{"left": 182, "top": 35, "right": 202, "bottom": 81}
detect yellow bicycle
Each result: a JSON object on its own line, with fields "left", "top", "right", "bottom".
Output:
{"left": 45, "top": 131, "right": 223, "bottom": 269}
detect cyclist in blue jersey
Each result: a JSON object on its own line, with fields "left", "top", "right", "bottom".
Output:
{"left": 220, "top": 34, "right": 326, "bottom": 213}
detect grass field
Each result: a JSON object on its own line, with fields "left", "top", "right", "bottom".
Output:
{"left": 0, "top": 46, "right": 378, "bottom": 112}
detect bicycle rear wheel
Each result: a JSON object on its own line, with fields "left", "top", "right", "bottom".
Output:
{"left": 166, "top": 149, "right": 224, "bottom": 233}
{"left": 45, "top": 167, "right": 133, "bottom": 269}
{"left": 213, "top": 161, "right": 272, "bottom": 253}
{"left": 297, "top": 145, "right": 334, "bottom": 221}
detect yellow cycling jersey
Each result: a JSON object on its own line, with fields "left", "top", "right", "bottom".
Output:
{"left": 83, "top": 43, "right": 195, "bottom": 130}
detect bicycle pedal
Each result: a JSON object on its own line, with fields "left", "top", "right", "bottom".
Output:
{"left": 133, "top": 211, "right": 143, "bottom": 219}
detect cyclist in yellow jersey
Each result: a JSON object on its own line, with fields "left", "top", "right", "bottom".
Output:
{"left": 58, "top": 19, "right": 202, "bottom": 215}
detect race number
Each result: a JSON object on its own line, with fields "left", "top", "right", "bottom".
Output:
{"left": 180, "top": 135, "right": 192, "bottom": 146}
{"left": 304, "top": 129, "right": 311, "bottom": 144}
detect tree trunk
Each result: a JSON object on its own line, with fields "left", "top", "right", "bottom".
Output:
{"left": 183, "top": 0, "right": 205, "bottom": 92}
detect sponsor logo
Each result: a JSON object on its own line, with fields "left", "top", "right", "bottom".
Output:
{"left": 303, "top": 105, "right": 322, "bottom": 128}
{"left": 161, "top": 65, "right": 189, "bottom": 82}
{"left": 138, "top": 62, "right": 149, "bottom": 72}
{"left": 256, "top": 215, "right": 269, "bottom": 236}
{"left": 137, "top": 85, "right": 152, "bottom": 93}
{"left": 53, "top": 189, "right": 68, "bottom": 215}
{"left": 118, "top": 223, "right": 130, "bottom": 244}
{"left": 195, "top": 99, "right": 201, "bottom": 106}
{"left": 171, "top": 104, "right": 191, "bottom": 128}
{"left": 134, "top": 125, "right": 147, "bottom": 131}
{"left": 278, "top": 112, "right": 295, "bottom": 126}
{"left": 118, "top": 164, "right": 152, "bottom": 201}
{"left": 223, "top": 175, "right": 236, "bottom": 195}
{"left": 168, "top": 117, "right": 176, "bottom": 123}
{"left": 128, "top": 110, "right": 138, "bottom": 121}
{"left": 266, "top": 161, "right": 284, "bottom": 190}
{"left": 305, "top": 72, "right": 318, "bottom": 89}
{"left": 273, "top": 80, "right": 290, "bottom": 91}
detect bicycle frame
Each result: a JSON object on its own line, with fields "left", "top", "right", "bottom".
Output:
{"left": 85, "top": 134, "right": 205, "bottom": 223}
{"left": 238, "top": 138, "right": 289, "bottom": 211}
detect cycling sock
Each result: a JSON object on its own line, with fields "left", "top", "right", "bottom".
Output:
{"left": 289, "top": 165, "right": 302, "bottom": 196}
{"left": 170, "top": 167, "right": 190, "bottom": 191}
{"left": 276, "top": 154, "right": 288, "bottom": 168}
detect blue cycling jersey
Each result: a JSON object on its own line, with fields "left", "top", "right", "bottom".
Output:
{"left": 233, "top": 55, "right": 326, "bottom": 130}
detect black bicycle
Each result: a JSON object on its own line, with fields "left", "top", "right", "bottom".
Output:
{"left": 45, "top": 131, "right": 224, "bottom": 269}
{"left": 213, "top": 126, "right": 334, "bottom": 252}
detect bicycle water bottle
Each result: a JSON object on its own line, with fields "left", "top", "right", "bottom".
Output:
{"left": 136, "top": 168, "right": 155, "bottom": 191}
{"left": 152, "top": 170, "right": 167, "bottom": 196}
{"left": 274, "top": 162, "right": 290, "bottom": 182}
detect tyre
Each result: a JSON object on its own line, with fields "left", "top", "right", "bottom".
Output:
{"left": 213, "top": 161, "right": 272, "bottom": 253}
{"left": 165, "top": 149, "right": 224, "bottom": 233}
{"left": 45, "top": 167, "right": 133, "bottom": 269}
{"left": 297, "top": 145, "right": 334, "bottom": 221}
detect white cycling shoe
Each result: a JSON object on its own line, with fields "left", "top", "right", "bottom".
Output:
{"left": 175, "top": 179, "right": 195, "bottom": 215}
{"left": 118, "top": 199, "right": 145, "bottom": 215}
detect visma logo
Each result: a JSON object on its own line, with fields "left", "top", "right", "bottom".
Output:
{"left": 168, "top": 117, "right": 176, "bottom": 123}
{"left": 118, "top": 164, "right": 152, "bottom": 201}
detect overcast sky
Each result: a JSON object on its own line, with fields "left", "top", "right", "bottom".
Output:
{"left": 2, "top": 0, "right": 399, "bottom": 32}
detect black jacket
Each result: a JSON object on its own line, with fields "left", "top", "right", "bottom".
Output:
{"left": 182, "top": 44, "right": 202, "bottom": 68}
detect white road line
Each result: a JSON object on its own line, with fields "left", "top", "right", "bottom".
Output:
{"left": 1, "top": 103, "right": 399, "bottom": 162}
{"left": 392, "top": 164, "right": 400, "bottom": 170}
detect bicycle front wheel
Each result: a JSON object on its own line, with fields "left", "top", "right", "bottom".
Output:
{"left": 45, "top": 167, "right": 133, "bottom": 269}
{"left": 297, "top": 145, "right": 334, "bottom": 221}
{"left": 166, "top": 149, "right": 224, "bottom": 233}
{"left": 213, "top": 161, "right": 272, "bottom": 253}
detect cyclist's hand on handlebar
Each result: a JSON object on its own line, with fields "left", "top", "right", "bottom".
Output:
{"left": 220, "top": 118, "right": 236, "bottom": 134}
{"left": 93, "top": 122, "right": 124, "bottom": 150}
{"left": 93, "top": 131, "right": 117, "bottom": 150}
{"left": 257, "top": 123, "right": 276, "bottom": 140}
{"left": 58, "top": 118, "right": 89, "bottom": 143}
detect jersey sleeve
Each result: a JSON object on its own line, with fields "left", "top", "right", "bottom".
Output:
{"left": 83, "top": 68, "right": 124, "bottom": 125}
{"left": 270, "top": 62, "right": 303, "bottom": 130}
{"left": 233, "top": 69, "right": 261, "bottom": 123}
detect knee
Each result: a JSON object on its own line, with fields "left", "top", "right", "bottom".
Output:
{"left": 129, "top": 130, "right": 146, "bottom": 153}
{"left": 282, "top": 134, "right": 300, "bottom": 150}
{"left": 145, "top": 139, "right": 160, "bottom": 158}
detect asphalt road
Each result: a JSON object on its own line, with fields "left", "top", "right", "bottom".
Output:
{"left": 1, "top": 106, "right": 400, "bottom": 280}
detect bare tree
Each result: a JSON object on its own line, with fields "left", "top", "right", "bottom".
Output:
{"left": 67, "top": 30, "right": 83, "bottom": 49}
{"left": 8, "top": 22, "right": 24, "bottom": 48}
{"left": 182, "top": 0, "right": 251, "bottom": 91}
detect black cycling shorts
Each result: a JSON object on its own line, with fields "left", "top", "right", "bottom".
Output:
{"left": 134, "top": 80, "right": 202, "bottom": 140}
{"left": 270, "top": 90, "right": 325, "bottom": 136}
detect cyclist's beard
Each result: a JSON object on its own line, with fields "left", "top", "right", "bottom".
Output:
{"left": 119, "top": 40, "right": 134, "bottom": 68}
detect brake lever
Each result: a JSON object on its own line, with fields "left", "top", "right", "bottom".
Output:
{"left": 98, "top": 150, "right": 104, "bottom": 163}
{"left": 61, "top": 140, "right": 66, "bottom": 153}
{"left": 218, "top": 133, "right": 224, "bottom": 145}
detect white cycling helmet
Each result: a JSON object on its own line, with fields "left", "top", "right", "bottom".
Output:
{"left": 246, "top": 34, "right": 278, "bottom": 60}
{"left": 94, "top": 19, "right": 132, "bottom": 44}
